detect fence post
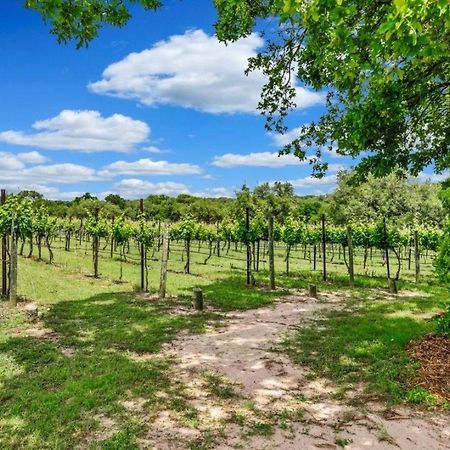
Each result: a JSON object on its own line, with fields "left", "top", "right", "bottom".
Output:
{"left": 346, "top": 225, "right": 354, "bottom": 286}
{"left": 193, "top": 288, "right": 203, "bottom": 311}
{"left": 9, "top": 214, "right": 17, "bottom": 306}
{"left": 321, "top": 214, "right": 327, "bottom": 281}
{"left": 110, "top": 216, "right": 115, "bottom": 258}
{"left": 268, "top": 215, "right": 275, "bottom": 290}
{"left": 159, "top": 222, "right": 169, "bottom": 299}
{"left": 383, "top": 217, "right": 391, "bottom": 280}
{"left": 93, "top": 208, "right": 99, "bottom": 278}
{"left": 414, "top": 230, "right": 420, "bottom": 283}
{"left": 1, "top": 189, "right": 7, "bottom": 298}
{"left": 246, "top": 207, "right": 252, "bottom": 286}
{"left": 140, "top": 199, "right": 145, "bottom": 290}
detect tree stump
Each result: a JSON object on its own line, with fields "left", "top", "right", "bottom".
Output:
{"left": 193, "top": 288, "right": 203, "bottom": 311}
{"left": 308, "top": 284, "right": 317, "bottom": 298}
{"left": 24, "top": 303, "right": 39, "bottom": 320}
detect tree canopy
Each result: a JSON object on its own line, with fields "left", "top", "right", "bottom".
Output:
{"left": 25, "top": 0, "right": 450, "bottom": 180}
{"left": 215, "top": 0, "right": 449, "bottom": 181}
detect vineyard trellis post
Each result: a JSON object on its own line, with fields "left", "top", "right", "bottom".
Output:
{"left": 268, "top": 215, "right": 275, "bottom": 290}
{"left": 159, "top": 222, "right": 169, "bottom": 299}
{"left": 383, "top": 218, "right": 391, "bottom": 280}
{"left": 1, "top": 189, "right": 7, "bottom": 298}
{"left": 9, "top": 213, "right": 17, "bottom": 306}
{"left": 246, "top": 207, "right": 252, "bottom": 286}
{"left": 93, "top": 208, "right": 100, "bottom": 278}
{"left": 414, "top": 230, "right": 420, "bottom": 283}
{"left": 110, "top": 216, "right": 115, "bottom": 258}
{"left": 321, "top": 214, "right": 327, "bottom": 281}
{"left": 140, "top": 199, "right": 145, "bottom": 290}
{"left": 346, "top": 225, "right": 354, "bottom": 286}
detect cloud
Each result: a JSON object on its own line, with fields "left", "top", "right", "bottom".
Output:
{"left": 141, "top": 145, "right": 170, "bottom": 154}
{"left": 212, "top": 152, "right": 306, "bottom": 168}
{"left": 416, "top": 172, "right": 449, "bottom": 183}
{"left": 270, "top": 126, "right": 305, "bottom": 147}
{"left": 0, "top": 151, "right": 98, "bottom": 184}
{"left": 113, "top": 179, "right": 190, "bottom": 198}
{"left": 99, "top": 158, "right": 202, "bottom": 177}
{"left": 0, "top": 182, "right": 84, "bottom": 200}
{"left": 270, "top": 129, "right": 345, "bottom": 160}
{"left": 89, "top": 29, "right": 323, "bottom": 114}
{"left": 0, "top": 110, "right": 149, "bottom": 152}
{"left": 206, "top": 187, "right": 234, "bottom": 198}
{"left": 288, "top": 174, "right": 338, "bottom": 188}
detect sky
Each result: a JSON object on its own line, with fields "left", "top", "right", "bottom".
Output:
{"left": 0, "top": 1, "right": 442, "bottom": 200}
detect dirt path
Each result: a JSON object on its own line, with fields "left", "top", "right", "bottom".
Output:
{"left": 147, "top": 293, "right": 450, "bottom": 450}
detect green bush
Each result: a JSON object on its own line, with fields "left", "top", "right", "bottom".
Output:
{"left": 436, "top": 305, "right": 450, "bottom": 336}
{"left": 435, "top": 223, "right": 450, "bottom": 284}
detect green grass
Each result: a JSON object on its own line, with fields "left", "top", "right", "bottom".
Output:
{"left": 0, "top": 292, "right": 219, "bottom": 449}
{"left": 282, "top": 284, "right": 450, "bottom": 406}
{"left": 0, "top": 237, "right": 448, "bottom": 448}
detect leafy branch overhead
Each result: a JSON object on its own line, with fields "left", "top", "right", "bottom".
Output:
{"left": 25, "top": 0, "right": 162, "bottom": 48}
{"left": 215, "top": 0, "right": 450, "bottom": 180}
{"left": 25, "top": 0, "right": 450, "bottom": 180}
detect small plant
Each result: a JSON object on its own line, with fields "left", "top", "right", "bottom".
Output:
{"left": 436, "top": 305, "right": 450, "bottom": 336}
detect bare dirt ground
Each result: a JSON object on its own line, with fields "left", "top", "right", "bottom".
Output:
{"left": 145, "top": 292, "right": 450, "bottom": 450}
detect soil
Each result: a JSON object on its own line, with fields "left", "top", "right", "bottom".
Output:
{"left": 144, "top": 291, "right": 450, "bottom": 449}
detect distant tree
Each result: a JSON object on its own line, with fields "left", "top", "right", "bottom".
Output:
{"left": 189, "top": 200, "right": 225, "bottom": 224}
{"left": 18, "top": 190, "right": 43, "bottom": 201}
{"left": 295, "top": 198, "right": 324, "bottom": 223}
{"left": 73, "top": 193, "right": 98, "bottom": 204}
{"left": 105, "top": 194, "right": 127, "bottom": 210}
{"left": 329, "top": 171, "right": 445, "bottom": 227}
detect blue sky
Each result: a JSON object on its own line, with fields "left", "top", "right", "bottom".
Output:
{"left": 0, "top": 1, "right": 405, "bottom": 200}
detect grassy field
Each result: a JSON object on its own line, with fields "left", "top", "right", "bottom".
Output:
{"left": 0, "top": 238, "right": 448, "bottom": 448}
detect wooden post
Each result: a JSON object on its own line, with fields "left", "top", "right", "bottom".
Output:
{"left": 1, "top": 189, "right": 7, "bottom": 298}
{"left": 268, "top": 215, "right": 275, "bottom": 290}
{"left": 184, "top": 237, "right": 191, "bottom": 274}
{"left": 414, "top": 230, "right": 420, "bottom": 283}
{"left": 93, "top": 208, "right": 99, "bottom": 278}
{"left": 159, "top": 223, "right": 169, "bottom": 299}
{"left": 383, "top": 218, "right": 391, "bottom": 280}
{"left": 216, "top": 222, "right": 220, "bottom": 258}
{"left": 193, "top": 288, "right": 203, "bottom": 311}
{"left": 256, "top": 240, "right": 260, "bottom": 272}
{"left": 346, "top": 225, "right": 354, "bottom": 286}
{"left": 321, "top": 214, "right": 327, "bottom": 281}
{"left": 246, "top": 207, "right": 252, "bottom": 286}
{"left": 308, "top": 284, "right": 317, "bottom": 298}
{"left": 9, "top": 214, "right": 17, "bottom": 306}
{"left": 110, "top": 216, "right": 115, "bottom": 258}
{"left": 140, "top": 199, "right": 145, "bottom": 290}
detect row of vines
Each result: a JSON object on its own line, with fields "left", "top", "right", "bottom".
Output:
{"left": 0, "top": 193, "right": 443, "bottom": 303}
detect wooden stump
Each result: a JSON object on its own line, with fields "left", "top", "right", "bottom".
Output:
{"left": 388, "top": 278, "right": 398, "bottom": 294}
{"left": 193, "top": 288, "right": 203, "bottom": 311}
{"left": 308, "top": 284, "right": 317, "bottom": 299}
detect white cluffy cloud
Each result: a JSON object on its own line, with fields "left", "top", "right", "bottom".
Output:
{"left": 89, "top": 29, "right": 323, "bottom": 114}
{"left": 212, "top": 152, "right": 305, "bottom": 168}
{"left": 112, "top": 179, "right": 191, "bottom": 198}
{"left": 99, "top": 158, "right": 202, "bottom": 177}
{"left": 0, "top": 110, "right": 149, "bottom": 152}
{"left": 0, "top": 151, "right": 47, "bottom": 170}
